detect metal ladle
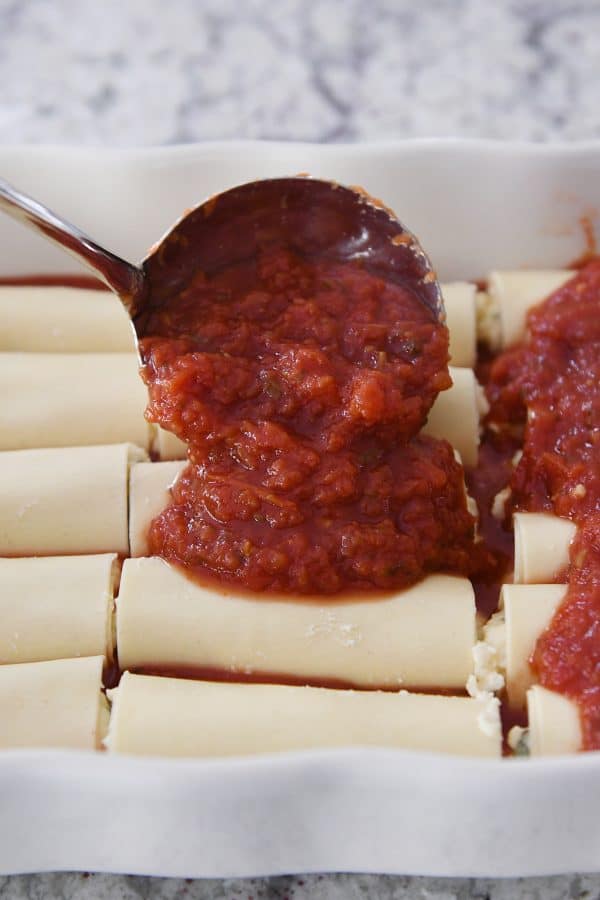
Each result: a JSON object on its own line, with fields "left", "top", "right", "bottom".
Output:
{"left": 0, "top": 176, "right": 443, "bottom": 355}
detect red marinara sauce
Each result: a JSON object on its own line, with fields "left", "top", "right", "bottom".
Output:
{"left": 486, "top": 258, "right": 600, "bottom": 749}
{"left": 140, "top": 246, "right": 478, "bottom": 595}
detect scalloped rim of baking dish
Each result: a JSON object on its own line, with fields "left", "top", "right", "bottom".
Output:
{"left": 1, "top": 139, "right": 600, "bottom": 878}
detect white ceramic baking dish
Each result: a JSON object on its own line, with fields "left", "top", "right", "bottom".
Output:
{"left": 1, "top": 140, "right": 599, "bottom": 878}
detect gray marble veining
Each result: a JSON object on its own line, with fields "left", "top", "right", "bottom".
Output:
{"left": 1, "top": 0, "right": 600, "bottom": 897}
{"left": 1, "top": 872, "right": 600, "bottom": 900}
{"left": 0, "top": 0, "right": 599, "bottom": 146}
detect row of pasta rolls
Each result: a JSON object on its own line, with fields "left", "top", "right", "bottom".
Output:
{"left": 0, "top": 269, "right": 576, "bottom": 460}
{"left": 0, "top": 269, "right": 575, "bottom": 357}
{"left": 1, "top": 655, "right": 499, "bottom": 758}
{"left": 0, "top": 545, "right": 500, "bottom": 756}
{"left": 2, "top": 267, "right": 575, "bottom": 459}
{"left": 2, "top": 528, "right": 577, "bottom": 756}
{"left": 0, "top": 425, "right": 503, "bottom": 758}
{"left": 5, "top": 549, "right": 579, "bottom": 759}
{"left": 7, "top": 570, "right": 576, "bottom": 759}
{"left": 473, "top": 512, "right": 582, "bottom": 757}
{"left": 0, "top": 354, "right": 481, "bottom": 464}
{"left": 0, "top": 436, "right": 482, "bottom": 558}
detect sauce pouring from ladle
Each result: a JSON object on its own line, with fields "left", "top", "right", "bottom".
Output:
{"left": 0, "top": 176, "right": 444, "bottom": 364}
{"left": 0, "top": 175, "right": 470, "bottom": 597}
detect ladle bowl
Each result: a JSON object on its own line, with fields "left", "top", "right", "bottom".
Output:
{"left": 0, "top": 175, "right": 444, "bottom": 357}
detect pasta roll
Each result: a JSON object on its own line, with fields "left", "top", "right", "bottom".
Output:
{"left": 527, "top": 685, "right": 582, "bottom": 757}
{"left": 0, "top": 554, "right": 118, "bottom": 665}
{"left": 423, "top": 366, "right": 481, "bottom": 466}
{"left": 513, "top": 512, "right": 575, "bottom": 584}
{"left": 0, "top": 285, "right": 134, "bottom": 352}
{"left": 476, "top": 290, "right": 501, "bottom": 352}
{"left": 502, "top": 583, "right": 567, "bottom": 708}
{"left": 117, "top": 558, "right": 476, "bottom": 690}
{"left": 440, "top": 281, "right": 477, "bottom": 368}
{"left": 487, "top": 270, "right": 572, "bottom": 348}
{"left": 153, "top": 427, "right": 188, "bottom": 461}
{"left": 493, "top": 585, "right": 584, "bottom": 754}
{"left": 0, "top": 443, "right": 147, "bottom": 556}
{"left": 106, "top": 673, "right": 501, "bottom": 758}
{"left": 0, "top": 656, "right": 107, "bottom": 750}
{"left": 129, "top": 461, "right": 187, "bottom": 557}
{"left": 0, "top": 353, "right": 151, "bottom": 450}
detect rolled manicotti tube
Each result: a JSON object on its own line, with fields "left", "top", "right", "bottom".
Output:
{"left": 475, "top": 290, "right": 500, "bottom": 351}
{"left": 0, "top": 285, "right": 135, "bottom": 352}
{"left": 0, "top": 655, "right": 107, "bottom": 750}
{"left": 527, "top": 685, "right": 582, "bottom": 756}
{"left": 0, "top": 555, "right": 118, "bottom": 665}
{"left": 485, "top": 270, "right": 573, "bottom": 348}
{"left": 513, "top": 512, "right": 576, "bottom": 584}
{"left": 153, "top": 427, "right": 188, "bottom": 461}
{"left": 0, "top": 353, "right": 151, "bottom": 451}
{"left": 440, "top": 281, "right": 477, "bottom": 368}
{"left": 117, "top": 557, "right": 476, "bottom": 690}
{"left": 502, "top": 583, "right": 567, "bottom": 708}
{"left": 151, "top": 366, "right": 482, "bottom": 467}
{"left": 423, "top": 366, "right": 483, "bottom": 467}
{"left": 129, "top": 460, "right": 187, "bottom": 557}
{"left": 0, "top": 443, "right": 147, "bottom": 556}
{"left": 106, "top": 673, "right": 501, "bottom": 758}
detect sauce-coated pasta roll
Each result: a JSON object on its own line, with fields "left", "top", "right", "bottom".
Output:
{"left": 129, "top": 461, "right": 187, "bottom": 557}
{"left": 152, "top": 365, "right": 482, "bottom": 467}
{"left": 117, "top": 558, "right": 476, "bottom": 690}
{"left": 440, "top": 281, "right": 477, "bottom": 368}
{"left": 0, "top": 555, "right": 118, "bottom": 665}
{"left": 527, "top": 685, "right": 582, "bottom": 757}
{"left": 486, "top": 270, "right": 572, "bottom": 348}
{"left": 0, "top": 655, "right": 107, "bottom": 750}
{"left": 106, "top": 673, "right": 501, "bottom": 758}
{"left": 0, "top": 443, "right": 147, "bottom": 556}
{"left": 423, "top": 367, "right": 482, "bottom": 467}
{"left": 0, "top": 353, "right": 151, "bottom": 450}
{"left": 502, "top": 583, "right": 567, "bottom": 708}
{"left": 513, "top": 512, "right": 575, "bottom": 584}
{"left": 0, "top": 286, "right": 134, "bottom": 352}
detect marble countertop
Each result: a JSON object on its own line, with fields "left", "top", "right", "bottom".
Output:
{"left": 1, "top": 0, "right": 600, "bottom": 898}
{"left": 2, "top": 0, "right": 600, "bottom": 146}
{"left": 1, "top": 873, "right": 600, "bottom": 900}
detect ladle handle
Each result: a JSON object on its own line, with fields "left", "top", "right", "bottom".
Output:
{"left": 0, "top": 178, "right": 145, "bottom": 313}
